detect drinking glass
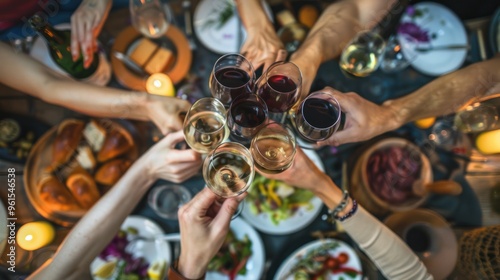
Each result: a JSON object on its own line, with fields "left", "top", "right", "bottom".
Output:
{"left": 380, "top": 35, "right": 418, "bottom": 73}
{"left": 293, "top": 91, "right": 342, "bottom": 142}
{"left": 227, "top": 93, "right": 269, "bottom": 144}
{"left": 209, "top": 53, "right": 255, "bottom": 107}
{"left": 255, "top": 61, "right": 302, "bottom": 116}
{"left": 250, "top": 122, "right": 296, "bottom": 174}
{"left": 148, "top": 184, "right": 192, "bottom": 219}
{"left": 130, "top": 0, "right": 172, "bottom": 38}
{"left": 339, "top": 31, "right": 386, "bottom": 77}
{"left": 183, "top": 97, "right": 228, "bottom": 154}
{"left": 203, "top": 142, "right": 254, "bottom": 218}
{"left": 454, "top": 103, "right": 499, "bottom": 133}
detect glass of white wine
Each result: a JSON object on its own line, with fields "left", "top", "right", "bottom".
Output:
{"left": 130, "top": 0, "right": 172, "bottom": 38}
{"left": 339, "top": 31, "right": 386, "bottom": 77}
{"left": 250, "top": 122, "right": 296, "bottom": 174}
{"left": 183, "top": 97, "right": 229, "bottom": 154}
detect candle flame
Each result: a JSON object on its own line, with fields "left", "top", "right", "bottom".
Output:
{"left": 153, "top": 79, "right": 162, "bottom": 88}
{"left": 25, "top": 234, "right": 33, "bottom": 241}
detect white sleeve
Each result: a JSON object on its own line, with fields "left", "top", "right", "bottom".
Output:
{"left": 340, "top": 206, "right": 434, "bottom": 280}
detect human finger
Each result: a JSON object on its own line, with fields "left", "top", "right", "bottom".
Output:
{"left": 70, "top": 18, "right": 80, "bottom": 61}
{"left": 190, "top": 187, "right": 219, "bottom": 216}
{"left": 211, "top": 197, "right": 239, "bottom": 229}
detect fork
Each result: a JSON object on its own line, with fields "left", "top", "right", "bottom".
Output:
{"left": 415, "top": 44, "right": 470, "bottom": 53}
{"left": 182, "top": 0, "right": 197, "bottom": 50}
{"left": 126, "top": 233, "right": 181, "bottom": 252}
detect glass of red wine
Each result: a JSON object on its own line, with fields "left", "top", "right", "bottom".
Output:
{"left": 227, "top": 93, "right": 269, "bottom": 145}
{"left": 209, "top": 53, "right": 255, "bottom": 107}
{"left": 293, "top": 91, "right": 341, "bottom": 142}
{"left": 250, "top": 122, "right": 296, "bottom": 174}
{"left": 255, "top": 61, "right": 302, "bottom": 122}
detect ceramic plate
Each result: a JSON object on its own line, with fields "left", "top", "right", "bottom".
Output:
{"left": 274, "top": 239, "right": 363, "bottom": 280}
{"left": 90, "top": 216, "right": 172, "bottom": 280}
{"left": 194, "top": 0, "right": 273, "bottom": 54}
{"left": 29, "top": 23, "right": 112, "bottom": 86}
{"left": 241, "top": 149, "right": 324, "bottom": 235}
{"left": 206, "top": 218, "right": 265, "bottom": 280}
{"left": 399, "top": 2, "right": 467, "bottom": 76}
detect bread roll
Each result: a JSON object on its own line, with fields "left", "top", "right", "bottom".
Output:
{"left": 38, "top": 175, "right": 81, "bottom": 212}
{"left": 66, "top": 168, "right": 101, "bottom": 209}
{"left": 97, "top": 125, "right": 134, "bottom": 162}
{"left": 94, "top": 159, "right": 132, "bottom": 186}
{"left": 51, "top": 119, "right": 85, "bottom": 167}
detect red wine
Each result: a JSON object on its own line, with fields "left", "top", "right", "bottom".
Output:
{"left": 258, "top": 75, "right": 298, "bottom": 113}
{"left": 214, "top": 67, "right": 252, "bottom": 100}
{"left": 303, "top": 98, "right": 339, "bottom": 128}
{"left": 231, "top": 99, "right": 267, "bottom": 128}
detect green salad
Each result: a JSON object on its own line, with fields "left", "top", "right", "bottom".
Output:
{"left": 207, "top": 230, "right": 252, "bottom": 280}
{"left": 247, "top": 175, "right": 315, "bottom": 225}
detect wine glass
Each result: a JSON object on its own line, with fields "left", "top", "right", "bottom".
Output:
{"left": 203, "top": 142, "right": 254, "bottom": 217}
{"left": 209, "top": 53, "right": 255, "bottom": 107}
{"left": 183, "top": 97, "right": 228, "bottom": 154}
{"left": 255, "top": 61, "right": 302, "bottom": 122}
{"left": 130, "top": 0, "right": 172, "bottom": 38}
{"left": 293, "top": 91, "right": 342, "bottom": 142}
{"left": 227, "top": 93, "right": 269, "bottom": 145}
{"left": 454, "top": 102, "right": 499, "bottom": 133}
{"left": 250, "top": 122, "right": 296, "bottom": 174}
{"left": 380, "top": 35, "right": 418, "bottom": 73}
{"left": 339, "top": 30, "right": 386, "bottom": 77}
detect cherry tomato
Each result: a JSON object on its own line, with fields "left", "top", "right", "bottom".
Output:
{"left": 337, "top": 252, "right": 349, "bottom": 264}
{"left": 326, "top": 257, "right": 339, "bottom": 270}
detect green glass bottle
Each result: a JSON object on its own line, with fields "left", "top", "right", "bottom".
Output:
{"left": 28, "top": 15, "right": 99, "bottom": 79}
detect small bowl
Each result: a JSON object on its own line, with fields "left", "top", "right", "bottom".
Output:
{"left": 351, "top": 138, "right": 432, "bottom": 216}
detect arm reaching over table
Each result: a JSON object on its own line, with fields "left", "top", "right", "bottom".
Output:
{"left": 259, "top": 148, "right": 433, "bottom": 280}
{"left": 317, "top": 55, "right": 500, "bottom": 146}
{"left": 27, "top": 131, "right": 202, "bottom": 280}
{"left": 0, "top": 42, "right": 190, "bottom": 134}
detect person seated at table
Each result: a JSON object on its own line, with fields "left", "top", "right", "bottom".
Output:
{"left": 316, "top": 54, "right": 500, "bottom": 147}
{"left": 261, "top": 147, "right": 433, "bottom": 280}
{"left": 0, "top": 0, "right": 121, "bottom": 68}
{"left": 27, "top": 131, "right": 203, "bottom": 280}
{"left": 0, "top": 42, "right": 189, "bottom": 135}
{"left": 237, "top": 0, "right": 398, "bottom": 96}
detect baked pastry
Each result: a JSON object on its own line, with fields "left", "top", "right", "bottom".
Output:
{"left": 38, "top": 175, "right": 81, "bottom": 212}
{"left": 97, "top": 125, "right": 134, "bottom": 162}
{"left": 51, "top": 119, "right": 85, "bottom": 168}
{"left": 94, "top": 159, "right": 132, "bottom": 186}
{"left": 66, "top": 168, "right": 100, "bottom": 209}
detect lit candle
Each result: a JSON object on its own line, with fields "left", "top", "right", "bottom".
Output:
{"left": 476, "top": 129, "right": 500, "bottom": 155}
{"left": 146, "top": 73, "right": 175, "bottom": 97}
{"left": 17, "top": 221, "right": 55, "bottom": 251}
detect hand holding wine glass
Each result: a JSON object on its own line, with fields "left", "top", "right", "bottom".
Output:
{"left": 183, "top": 97, "right": 228, "bottom": 154}
{"left": 130, "top": 0, "right": 172, "bottom": 38}
{"left": 209, "top": 53, "right": 255, "bottom": 107}
{"left": 339, "top": 30, "right": 386, "bottom": 77}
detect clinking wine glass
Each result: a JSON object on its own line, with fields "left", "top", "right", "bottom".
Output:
{"left": 203, "top": 142, "right": 255, "bottom": 218}
{"left": 250, "top": 122, "right": 296, "bottom": 174}
{"left": 339, "top": 30, "right": 386, "bottom": 77}
{"left": 130, "top": 0, "right": 172, "bottom": 38}
{"left": 227, "top": 93, "right": 269, "bottom": 145}
{"left": 209, "top": 53, "right": 255, "bottom": 107}
{"left": 293, "top": 91, "right": 342, "bottom": 142}
{"left": 183, "top": 97, "right": 229, "bottom": 154}
{"left": 255, "top": 61, "right": 302, "bottom": 122}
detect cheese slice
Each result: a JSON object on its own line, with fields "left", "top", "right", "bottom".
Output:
{"left": 145, "top": 47, "right": 175, "bottom": 74}
{"left": 129, "top": 38, "right": 158, "bottom": 66}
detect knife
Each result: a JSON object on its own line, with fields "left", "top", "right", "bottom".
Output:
{"left": 113, "top": 51, "right": 147, "bottom": 75}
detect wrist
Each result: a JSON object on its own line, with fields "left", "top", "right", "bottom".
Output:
{"left": 177, "top": 254, "right": 207, "bottom": 279}
{"left": 381, "top": 99, "right": 406, "bottom": 131}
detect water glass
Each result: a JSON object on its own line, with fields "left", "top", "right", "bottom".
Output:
{"left": 130, "top": 0, "right": 172, "bottom": 38}
{"left": 148, "top": 184, "right": 192, "bottom": 220}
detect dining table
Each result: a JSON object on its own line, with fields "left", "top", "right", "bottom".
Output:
{"left": 1, "top": 0, "right": 500, "bottom": 279}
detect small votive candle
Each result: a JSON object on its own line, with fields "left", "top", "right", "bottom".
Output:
{"left": 146, "top": 73, "right": 175, "bottom": 97}
{"left": 17, "top": 221, "right": 55, "bottom": 251}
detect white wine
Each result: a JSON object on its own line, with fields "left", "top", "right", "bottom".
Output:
{"left": 251, "top": 135, "right": 295, "bottom": 174}
{"left": 132, "top": 6, "right": 169, "bottom": 38}
{"left": 184, "top": 111, "right": 227, "bottom": 153}
{"left": 339, "top": 44, "right": 379, "bottom": 77}
{"left": 205, "top": 152, "right": 253, "bottom": 197}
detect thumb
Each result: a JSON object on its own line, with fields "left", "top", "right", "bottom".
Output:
{"left": 212, "top": 198, "right": 239, "bottom": 229}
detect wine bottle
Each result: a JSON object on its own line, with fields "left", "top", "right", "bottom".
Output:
{"left": 28, "top": 15, "right": 99, "bottom": 79}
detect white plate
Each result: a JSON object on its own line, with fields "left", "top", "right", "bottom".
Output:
{"left": 399, "top": 2, "right": 467, "bottom": 76}
{"left": 206, "top": 218, "right": 265, "bottom": 280}
{"left": 274, "top": 239, "right": 363, "bottom": 280}
{"left": 0, "top": 200, "right": 7, "bottom": 255}
{"left": 90, "top": 216, "right": 172, "bottom": 279}
{"left": 241, "top": 149, "right": 324, "bottom": 235}
{"left": 193, "top": 0, "right": 273, "bottom": 54}
{"left": 30, "top": 23, "right": 112, "bottom": 86}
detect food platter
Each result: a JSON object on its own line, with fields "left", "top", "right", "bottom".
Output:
{"left": 24, "top": 118, "right": 141, "bottom": 226}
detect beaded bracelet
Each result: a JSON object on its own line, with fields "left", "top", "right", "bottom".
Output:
{"left": 328, "top": 190, "right": 349, "bottom": 218}
{"left": 337, "top": 199, "right": 358, "bottom": 222}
